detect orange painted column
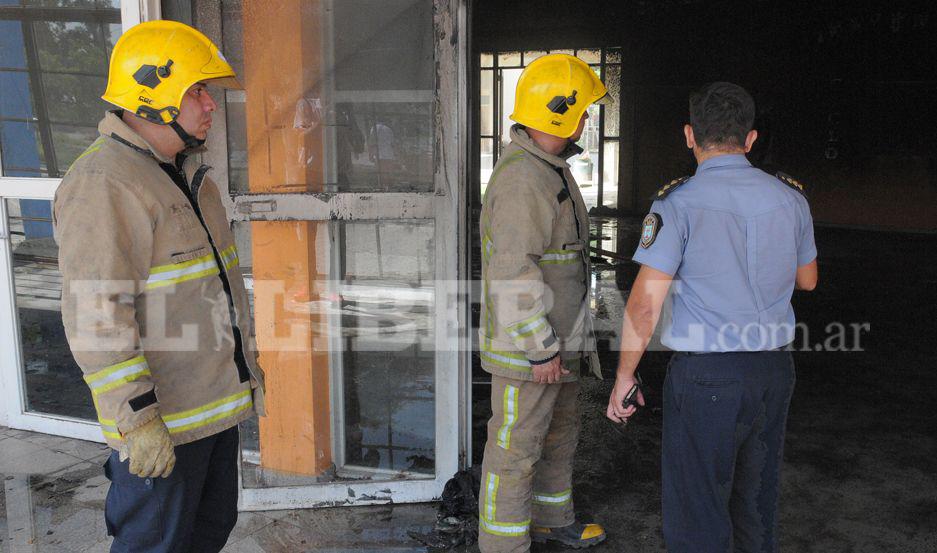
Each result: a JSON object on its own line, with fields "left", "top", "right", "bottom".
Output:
{"left": 242, "top": 0, "right": 332, "bottom": 476}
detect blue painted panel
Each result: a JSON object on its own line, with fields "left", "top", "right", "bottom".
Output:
{"left": 0, "top": 21, "right": 26, "bottom": 69}
{"left": 21, "top": 199, "right": 53, "bottom": 239}
{"left": 0, "top": 71, "right": 33, "bottom": 119}
{"left": 0, "top": 120, "right": 42, "bottom": 173}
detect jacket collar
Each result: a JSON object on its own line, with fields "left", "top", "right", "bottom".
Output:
{"left": 510, "top": 124, "right": 583, "bottom": 169}
{"left": 695, "top": 153, "right": 751, "bottom": 173}
{"left": 99, "top": 110, "right": 195, "bottom": 165}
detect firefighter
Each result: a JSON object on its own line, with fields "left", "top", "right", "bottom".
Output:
{"left": 53, "top": 20, "right": 264, "bottom": 552}
{"left": 478, "top": 53, "right": 609, "bottom": 552}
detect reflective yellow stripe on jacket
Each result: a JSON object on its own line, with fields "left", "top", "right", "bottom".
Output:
{"left": 482, "top": 234, "right": 494, "bottom": 263}
{"left": 220, "top": 245, "right": 239, "bottom": 271}
{"left": 94, "top": 390, "right": 252, "bottom": 441}
{"left": 146, "top": 253, "right": 219, "bottom": 290}
{"left": 163, "top": 390, "right": 252, "bottom": 434}
{"left": 97, "top": 417, "right": 122, "bottom": 441}
{"left": 505, "top": 311, "right": 549, "bottom": 340}
{"left": 539, "top": 249, "right": 579, "bottom": 265}
{"left": 83, "top": 355, "right": 150, "bottom": 396}
{"left": 480, "top": 337, "right": 531, "bottom": 373}
{"left": 65, "top": 136, "right": 106, "bottom": 175}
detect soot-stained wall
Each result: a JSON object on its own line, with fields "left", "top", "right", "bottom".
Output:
{"left": 474, "top": 0, "right": 937, "bottom": 231}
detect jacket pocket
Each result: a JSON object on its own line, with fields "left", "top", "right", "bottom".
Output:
{"left": 168, "top": 246, "right": 212, "bottom": 264}
{"left": 168, "top": 201, "right": 199, "bottom": 229}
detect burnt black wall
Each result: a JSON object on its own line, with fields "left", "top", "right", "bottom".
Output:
{"left": 473, "top": 0, "right": 937, "bottom": 230}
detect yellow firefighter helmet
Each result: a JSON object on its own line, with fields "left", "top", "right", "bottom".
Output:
{"left": 102, "top": 20, "right": 240, "bottom": 126}
{"left": 510, "top": 53, "right": 610, "bottom": 139}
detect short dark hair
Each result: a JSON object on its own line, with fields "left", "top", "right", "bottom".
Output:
{"left": 689, "top": 82, "right": 755, "bottom": 150}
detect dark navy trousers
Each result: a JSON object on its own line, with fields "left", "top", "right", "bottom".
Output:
{"left": 104, "top": 425, "right": 240, "bottom": 553}
{"left": 662, "top": 351, "right": 796, "bottom": 553}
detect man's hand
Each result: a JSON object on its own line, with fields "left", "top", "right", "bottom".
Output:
{"left": 606, "top": 375, "right": 646, "bottom": 423}
{"left": 119, "top": 416, "right": 176, "bottom": 478}
{"left": 531, "top": 356, "right": 569, "bottom": 384}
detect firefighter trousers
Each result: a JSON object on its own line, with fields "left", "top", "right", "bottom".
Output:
{"left": 478, "top": 374, "right": 581, "bottom": 553}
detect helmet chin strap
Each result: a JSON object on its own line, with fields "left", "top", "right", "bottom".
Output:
{"left": 169, "top": 120, "right": 205, "bottom": 149}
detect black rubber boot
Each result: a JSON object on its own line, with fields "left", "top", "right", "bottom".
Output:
{"left": 530, "top": 522, "right": 606, "bottom": 549}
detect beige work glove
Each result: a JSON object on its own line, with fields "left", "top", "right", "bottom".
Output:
{"left": 118, "top": 416, "right": 176, "bottom": 478}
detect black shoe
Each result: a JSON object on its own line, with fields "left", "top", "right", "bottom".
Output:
{"left": 530, "top": 522, "right": 606, "bottom": 549}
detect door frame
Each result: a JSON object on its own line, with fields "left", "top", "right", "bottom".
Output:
{"left": 193, "top": 0, "right": 471, "bottom": 509}
{"left": 0, "top": 1, "right": 157, "bottom": 437}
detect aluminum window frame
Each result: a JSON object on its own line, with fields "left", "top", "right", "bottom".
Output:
{"left": 0, "top": 1, "right": 157, "bottom": 437}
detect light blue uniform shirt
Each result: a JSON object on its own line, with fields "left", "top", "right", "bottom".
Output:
{"left": 632, "top": 154, "right": 817, "bottom": 352}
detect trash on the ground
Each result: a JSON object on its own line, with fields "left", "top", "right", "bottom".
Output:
{"left": 408, "top": 466, "right": 481, "bottom": 549}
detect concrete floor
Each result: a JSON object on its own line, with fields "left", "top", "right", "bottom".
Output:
{"left": 2, "top": 223, "right": 935, "bottom": 552}
{"left": 560, "top": 224, "right": 937, "bottom": 552}
{"left": 0, "top": 425, "right": 446, "bottom": 552}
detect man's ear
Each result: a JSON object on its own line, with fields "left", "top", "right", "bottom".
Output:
{"left": 743, "top": 129, "right": 758, "bottom": 152}
{"left": 684, "top": 124, "right": 695, "bottom": 149}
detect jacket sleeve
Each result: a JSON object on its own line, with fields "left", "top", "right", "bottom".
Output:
{"left": 484, "top": 173, "right": 561, "bottom": 363}
{"left": 53, "top": 172, "right": 160, "bottom": 436}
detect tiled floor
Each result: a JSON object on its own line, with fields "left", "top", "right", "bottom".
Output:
{"left": 0, "top": 426, "right": 449, "bottom": 552}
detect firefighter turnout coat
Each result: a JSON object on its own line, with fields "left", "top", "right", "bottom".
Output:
{"left": 53, "top": 110, "right": 265, "bottom": 449}
{"left": 479, "top": 124, "right": 601, "bottom": 382}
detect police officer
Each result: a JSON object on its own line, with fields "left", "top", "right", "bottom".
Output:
{"left": 54, "top": 21, "right": 264, "bottom": 552}
{"left": 478, "top": 54, "right": 609, "bottom": 552}
{"left": 606, "top": 82, "right": 818, "bottom": 553}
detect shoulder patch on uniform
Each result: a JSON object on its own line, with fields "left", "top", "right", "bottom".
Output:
{"left": 775, "top": 171, "right": 807, "bottom": 196}
{"left": 652, "top": 175, "right": 690, "bottom": 200}
{"left": 640, "top": 213, "right": 663, "bottom": 249}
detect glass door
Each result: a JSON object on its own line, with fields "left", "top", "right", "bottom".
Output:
{"left": 0, "top": 0, "right": 151, "bottom": 440}
{"left": 213, "top": 0, "right": 468, "bottom": 508}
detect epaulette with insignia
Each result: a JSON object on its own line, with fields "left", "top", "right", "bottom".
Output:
{"left": 652, "top": 175, "right": 690, "bottom": 200}
{"left": 776, "top": 171, "right": 807, "bottom": 197}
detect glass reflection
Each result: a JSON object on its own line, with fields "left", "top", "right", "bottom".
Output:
{"left": 222, "top": 0, "right": 435, "bottom": 194}
{"left": 237, "top": 220, "right": 436, "bottom": 487}
{"left": 6, "top": 199, "right": 95, "bottom": 421}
